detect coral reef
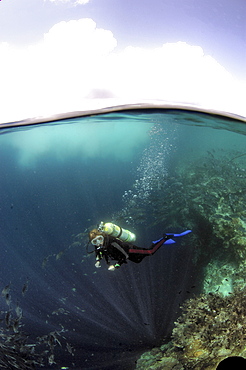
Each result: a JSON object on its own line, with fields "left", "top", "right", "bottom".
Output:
{"left": 136, "top": 287, "right": 246, "bottom": 369}
{"left": 134, "top": 151, "right": 246, "bottom": 369}
{"left": 203, "top": 261, "right": 234, "bottom": 296}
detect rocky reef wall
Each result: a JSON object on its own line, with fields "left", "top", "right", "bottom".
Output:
{"left": 134, "top": 151, "right": 246, "bottom": 369}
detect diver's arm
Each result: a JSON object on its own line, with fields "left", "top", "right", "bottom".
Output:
{"left": 95, "top": 260, "right": 101, "bottom": 268}
{"left": 107, "top": 255, "right": 127, "bottom": 271}
{"left": 95, "top": 248, "right": 103, "bottom": 268}
{"left": 108, "top": 262, "right": 122, "bottom": 271}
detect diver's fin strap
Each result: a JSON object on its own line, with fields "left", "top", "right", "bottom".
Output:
{"left": 111, "top": 242, "right": 129, "bottom": 259}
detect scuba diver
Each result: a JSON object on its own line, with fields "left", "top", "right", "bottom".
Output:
{"left": 87, "top": 222, "right": 192, "bottom": 271}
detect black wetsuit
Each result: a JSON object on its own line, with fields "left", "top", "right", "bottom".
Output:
{"left": 95, "top": 234, "right": 170, "bottom": 267}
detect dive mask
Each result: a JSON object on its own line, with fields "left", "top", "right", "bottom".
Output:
{"left": 91, "top": 235, "right": 104, "bottom": 246}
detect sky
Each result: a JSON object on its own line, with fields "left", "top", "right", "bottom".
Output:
{"left": 0, "top": 0, "right": 245, "bottom": 122}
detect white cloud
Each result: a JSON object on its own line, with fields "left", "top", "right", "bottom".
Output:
{"left": 47, "top": 0, "right": 90, "bottom": 4}
{"left": 75, "top": 0, "right": 90, "bottom": 3}
{"left": 0, "top": 18, "right": 245, "bottom": 123}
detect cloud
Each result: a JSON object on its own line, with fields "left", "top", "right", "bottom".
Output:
{"left": 75, "top": 0, "right": 90, "bottom": 3}
{"left": 107, "top": 43, "right": 244, "bottom": 111}
{"left": 0, "top": 18, "right": 245, "bottom": 124}
{"left": 47, "top": 0, "right": 90, "bottom": 4}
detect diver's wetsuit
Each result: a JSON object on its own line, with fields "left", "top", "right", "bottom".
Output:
{"left": 95, "top": 234, "right": 171, "bottom": 267}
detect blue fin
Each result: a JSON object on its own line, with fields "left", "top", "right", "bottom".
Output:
{"left": 153, "top": 237, "right": 163, "bottom": 243}
{"left": 152, "top": 230, "right": 192, "bottom": 244}
{"left": 163, "top": 239, "right": 176, "bottom": 244}
{"left": 166, "top": 230, "right": 192, "bottom": 237}
{"left": 152, "top": 237, "right": 176, "bottom": 244}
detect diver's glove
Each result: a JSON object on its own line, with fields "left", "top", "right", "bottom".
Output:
{"left": 108, "top": 265, "right": 115, "bottom": 271}
{"left": 95, "top": 261, "right": 101, "bottom": 268}
{"left": 108, "top": 263, "right": 120, "bottom": 271}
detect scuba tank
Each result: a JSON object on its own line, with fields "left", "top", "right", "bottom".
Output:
{"left": 98, "top": 222, "right": 136, "bottom": 243}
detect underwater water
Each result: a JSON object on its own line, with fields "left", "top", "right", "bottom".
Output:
{"left": 0, "top": 108, "right": 245, "bottom": 369}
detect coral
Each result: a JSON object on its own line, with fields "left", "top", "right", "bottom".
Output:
{"left": 136, "top": 343, "right": 184, "bottom": 370}
{"left": 136, "top": 287, "right": 246, "bottom": 369}
{"left": 124, "top": 151, "right": 246, "bottom": 368}
{"left": 203, "top": 261, "right": 235, "bottom": 296}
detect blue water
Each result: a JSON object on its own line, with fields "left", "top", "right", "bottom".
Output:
{"left": 0, "top": 109, "right": 245, "bottom": 369}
